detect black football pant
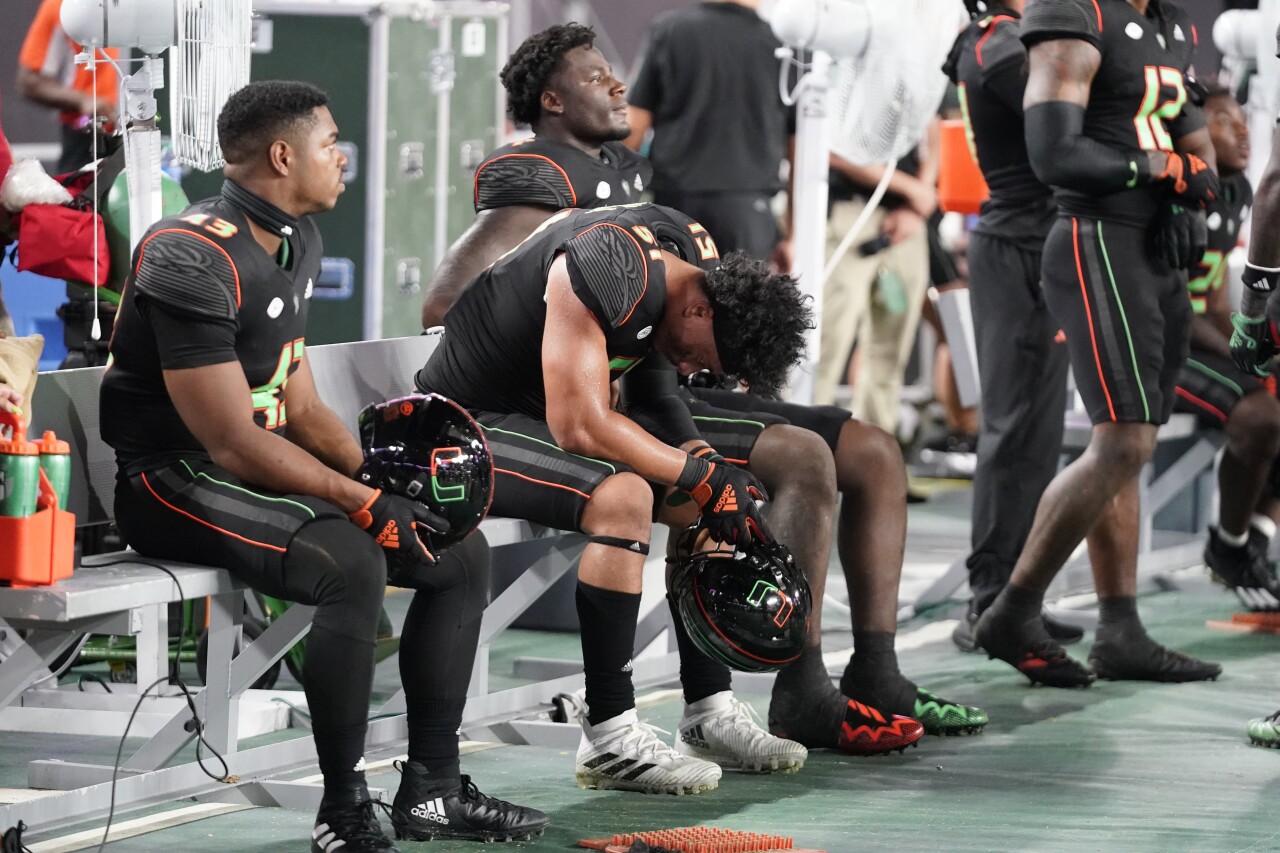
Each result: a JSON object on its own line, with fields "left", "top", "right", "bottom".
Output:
{"left": 965, "top": 232, "right": 1069, "bottom": 613}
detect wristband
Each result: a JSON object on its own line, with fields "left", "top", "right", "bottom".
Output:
{"left": 676, "top": 454, "right": 712, "bottom": 492}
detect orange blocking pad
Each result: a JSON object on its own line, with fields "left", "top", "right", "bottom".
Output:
{"left": 937, "top": 118, "right": 988, "bottom": 215}
{"left": 1205, "top": 611, "right": 1280, "bottom": 634}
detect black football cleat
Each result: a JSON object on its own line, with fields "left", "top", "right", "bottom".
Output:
{"left": 975, "top": 610, "right": 1095, "bottom": 688}
{"left": 1205, "top": 526, "right": 1280, "bottom": 611}
{"left": 390, "top": 761, "right": 548, "bottom": 842}
{"left": 1089, "top": 637, "right": 1221, "bottom": 683}
{"left": 312, "top": 784, "right": 398, "bottom": 853}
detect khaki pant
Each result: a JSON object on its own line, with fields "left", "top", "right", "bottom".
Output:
{"left": 816, "top": 197, "right": 930, "bottom": 433}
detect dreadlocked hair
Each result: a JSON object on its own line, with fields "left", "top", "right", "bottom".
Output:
{"left": 501, "top": 23, "right": 597, "bottom": 127}
{"left": 704, "top": 252, "right": 812, "bottom": 395}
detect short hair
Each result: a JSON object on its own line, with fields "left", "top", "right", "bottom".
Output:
{"left": 217, "top": 80, "right": 329, "bottom": 165}
{"left": 500, "top": 23, "right": 596, "bottom": 127}
{"left": 1203, "top": 82, "right": 1234, "bottom": 106}
{"left": 704, "top": 252, "right": 813, "bottom": 395}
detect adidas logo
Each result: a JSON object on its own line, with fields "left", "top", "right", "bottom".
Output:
{"left": 313, "top": 823, "right": 349, "bottom": 852}
{"left": 680, "top": 724, "right": 710, "bottom": 750}
{"left": 376, "top": 519, "right": 400, "bottom": 547}
{"left": 410, "top": 797, "right": 450, "bottom": 825}
{"left": 713, "top": 485, "right": 738, "bottom": 513}
{"left": 621, "top": 659, "right": 633, "bottom": 673}
{"left": 581, "top": 751, "right": 657, "bottom": 781}
{"left": 352, "top": 756, "right": 366, "bottom": 772}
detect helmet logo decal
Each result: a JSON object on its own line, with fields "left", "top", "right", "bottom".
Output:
{"left": 430, "top": 446, "right": 467, "bottom": 503}
{"left": 748, "top": 579, "right": 794, "bottom": 629}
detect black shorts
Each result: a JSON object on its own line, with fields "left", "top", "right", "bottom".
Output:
{"left": 114, "top": 457, "right": 347, "bottom": 598}
{"left": 685, "top": 387, "right": 851, "bottom": 456}
{"left": 651, "top": 190, "right": 781, "bottom": 261}
{"left": 1173, "top": 349, "right": 1264, "bottom": 427}
{"left": 1041, "top": 217, "right": 1191, "bottom": 426}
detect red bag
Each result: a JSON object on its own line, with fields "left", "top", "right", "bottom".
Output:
{"left": 14, "top": 203, "right": 109, "bottom": 286}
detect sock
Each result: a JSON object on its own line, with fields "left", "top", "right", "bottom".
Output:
{"left": 768, "top": 647, "right": 846, "bottom": 747}
{"left": 305, "top": 623, "right": 376, "bottom": 795}
{"left": 1252, "top": 514, "right": 1278, "bottom": 541}
{"left": 1217, "top": 525, "right": 1250, "bottom": 548}
{"left": 1091, "top": 595, "right": 1221, "bottom": 681}
{"left": 985, "top": 582, "right": 1044, "bottom": 629}
{"left": 405, "top": 697, "right": 465, "bottom": 782}
{"left": 576, "top": 581, "right": 641, "bottom": 726}
{"left": 667, "top": 595, "right": 733, "bottom": 704}
{"left": 839, "top": 631, "right": 915, "bottom": 717}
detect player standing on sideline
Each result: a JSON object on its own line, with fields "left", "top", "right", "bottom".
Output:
{"left": 101, "top": 81, "right": 547, "bottom": 851}
{"left": 975, "top": 0, "right": 1222, "bottom": 686}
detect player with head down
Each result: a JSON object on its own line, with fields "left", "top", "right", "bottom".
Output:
{"left": 100, "top": 81, "right": 547, "bottom": 851}
{"left": 420, "top": 23, "right": 990, "bottom": 771}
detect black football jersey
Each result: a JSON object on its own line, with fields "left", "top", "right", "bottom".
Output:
{"left": 1021, "top": 0, "right": 1201, "bottom": 226}
{"left": 415, "top": 203, "right": 720, "bottom": 419}
{"left": 101, "top": 181, "right": 321, "bottom": 472}
{"left": 1187, "top": 171, "right": 1251, "bottom": 315}
{"left": 473, "top": 136, "right": 653, "bottom": 212}
{"left": 944, "top": 7, "right": 1056, "bottom": 246}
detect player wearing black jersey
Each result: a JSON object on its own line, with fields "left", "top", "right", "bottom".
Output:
{"left": 101, "top": 81, "right": 546, "bottom": 851}
{"left": 418, "top": 202, "right": 816, "bottom": 793}
{"left": 975, "top": 0, "right": 1222, "bottom": 687}
{"left": 1173, "top": 88, "right": 1280, "bottom": 611}
{"left": 424, "top": 24, "right": 987, "bottom": 750}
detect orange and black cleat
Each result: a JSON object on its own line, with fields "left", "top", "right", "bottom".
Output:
{"left": 768, "top": 696, "right": 923, "bottom": 756}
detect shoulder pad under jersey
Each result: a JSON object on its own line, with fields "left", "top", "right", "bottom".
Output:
{"left": 132, "top": 225, "right": 239, "bottom": 321}
{"left": 474, "top": 143, "right": 576, "bottom": 212}
{"left": 975, "top": 14, "right": 1026, "bottom": 74}
{"left": 1020, "top": 0, "right": 1102, "bottom": 50}
{"left": 564, "top": 220, "right": 653, "bottom": 329}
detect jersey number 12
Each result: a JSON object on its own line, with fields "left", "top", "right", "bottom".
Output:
{"left": 1134, "top": 66, "right": 1187, "bottom": 152}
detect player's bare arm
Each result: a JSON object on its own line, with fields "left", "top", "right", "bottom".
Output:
{"left": 163, "top": 359, "right": 372, "bottom": 512}
{"left": 422, "top": 205, "right": 559, "bottom": 328}
{"left": 542, "top": 254, "right": 690, "bottom": 486}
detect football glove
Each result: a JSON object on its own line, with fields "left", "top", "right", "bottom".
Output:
{"left": 1151, "top": 204, "right": 1207, "bottom": 271}
{"left": 348, "top": 488, "right": 450, "bottom": 586}
{"left": 1153, "top": 151, "right": 1219, "bottom": 207}
{"left": 685, "top": 460, "right": 771, "bottom": 545}
{"left": 1230, "top": 312, "right": 1276, "bottom": 378}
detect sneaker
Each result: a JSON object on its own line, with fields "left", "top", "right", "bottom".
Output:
{"left": 974, "top": 610, "right": 1095, "bottom": 688}
{"left": 912, "top": 688, "right": 989, "bottom": 736}
{"left": 675, "top": 691, "right": 807, "bottom": 773}
{"left": 389, "top": 762, "right": 548, "bottom": 843}
{"left": 312, "top": 785, "right": 398, "bottom": 853}
{"left": 953, "top": 604, "right": 1084, "bottom": 653}
{"left": 1247, "top": 709, "right": 1280, "bottom": 748}
{"left": 576, "top": 709, "right": 722, "bottom": 795}
{"left": 1205, "top": 526, "right": 1280, "bottom": 611}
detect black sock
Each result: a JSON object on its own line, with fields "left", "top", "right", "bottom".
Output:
{"left": 405, "top": 698, "right": 465, "bottom": 781}
{"left": 769, "top": 646, "right": 846, "bottom": 747}
{"left": 839, "top": 631, "right": 915, "bottom": 717}
{"left": 306, "top": 623, "right": 375, "bottom": 794}
{"left": 667, "top": 595, "right": 732, "bottom": 704}
{"left": 1093, "top": 595, "right": 1153, "bottom": 649}
{"left": 985, "top": 582, "right": 1044, "bottom": 630}
{"left": 772, "top": 643, "right": 834, "bottom": 695}
{"left": 576, "top": 581, "right": 641, "bottom": 726}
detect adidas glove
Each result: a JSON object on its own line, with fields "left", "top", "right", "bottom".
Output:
{"left": 1230, "top": 312, "right": 1276, "bottom": 378}
{"left": 679, "top": 452, "right": 771, "bottom": 545}
{"left": 1151, "top": 204, "right": 1207, "bottom": 271}
{"left": 1154, "top": 151, "right": 1219, "bottom": 207}
{"left": 348, "top": 489, "right": 450, "bottom": 584}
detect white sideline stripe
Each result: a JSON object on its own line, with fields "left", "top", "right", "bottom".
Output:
{"left": 28, "top": 802, "right": 254, "bottom": 852}
{"left": 292, "top": 740, "right": 507, "bottom": 784}
{"left": 821, "top": 620, "right": 959, "bottom": 670}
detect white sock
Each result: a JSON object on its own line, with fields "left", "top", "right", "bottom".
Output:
{"left": 685, "top": 690, "right": 733, "bottom": 715}
{"left": 1252, "top": 514, "right": 1278, "bottom": 541}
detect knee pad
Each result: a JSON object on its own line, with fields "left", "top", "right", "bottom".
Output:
{"left": 286, "top": 518, "right": 386, "bottom": 639}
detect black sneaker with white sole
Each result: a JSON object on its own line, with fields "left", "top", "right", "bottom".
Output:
{"left": 312, "top": 784, "right": 398, "bottom": 853}
{"left": 390, "top": 761, "right": 549, "bottom": 842}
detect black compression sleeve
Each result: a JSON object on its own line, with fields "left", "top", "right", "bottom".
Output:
{"left": 1024, "top": 101, "right": 1151, "bottom": 194}
{"left": 618, "top": 357, "right": 702, "bottom": 447}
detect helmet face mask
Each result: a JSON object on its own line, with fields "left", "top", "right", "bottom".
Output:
{"left": 670, "top": 536, "right": 812, "bottom": 673}
{"left": 356, "top": 394, "right": 493, "bottom": 554}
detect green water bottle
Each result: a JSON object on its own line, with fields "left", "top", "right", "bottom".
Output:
{"left": 37, "top": 431, "right": 71, "bottom": 510}
{"left": 0, "top": 429, "right": 40, "bottom": 517}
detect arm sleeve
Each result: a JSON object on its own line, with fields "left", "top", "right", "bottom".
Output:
{"left": 138, "top": 296, "right": 238, "bottom": 371}
{"left": 618, "top": 355, "right": 702, "bottom": 447}
{"left": 1024, "top": 101, "right": 1149, "bottom": 194}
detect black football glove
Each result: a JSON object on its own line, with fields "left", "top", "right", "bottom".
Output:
{"left": 348, "top": 488, "right": 451, "bottom": 586}
{"left": 1153, "top": 151, "right": 1219, "bottom": 207}
{"left": 685, "top": 460, "right": 771, "bottom": 545}
{"left": 1152, "top": 204, "right": 1207, "bottom": 271}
